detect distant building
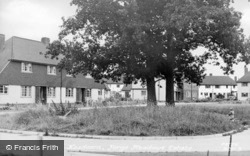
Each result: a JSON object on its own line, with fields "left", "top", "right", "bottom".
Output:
{"left": 237, "top": 67, "right": 250, "bottom": 101}
{"left": 0, "top": 34, "right": 108, "bottom": 104}
{"left": 198, "top": 74, "right": 237, "bottom": 99}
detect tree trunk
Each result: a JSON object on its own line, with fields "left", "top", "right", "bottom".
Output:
{"left": 165, "top": 68, "right": 175, "bottom": 106}
{"left": 146, "top": 76, "right": 157, "bottom": 106}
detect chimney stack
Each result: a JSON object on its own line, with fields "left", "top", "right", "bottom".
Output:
{"left": 0, "top": 34, "right": 5, "bottom": 51}
{"left": 41, "top": 37, "right": 50, "bottom": 46}
{"left": 244, "top": 65, "right": 248, "bottom": 74}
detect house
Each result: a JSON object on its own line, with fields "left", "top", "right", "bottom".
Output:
{"left": 105, "top": 79, "right": 124, "bottom": 97}
{"left": 121, "top": 79, "right": 197, "bottom": 102}
{"left": 236, "top": 67, "right": 250, "bottom": 101}
{"left": 0, "top": 34, "right": 109, "bottom": 105}
{"left": 198, "top": 74, "right": 237, "bottom": 99}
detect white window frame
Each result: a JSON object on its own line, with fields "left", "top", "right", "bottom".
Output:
{"left": 86, "top": 89, "right": 91, "bottom": 97}
{"left": 47, "top": 66, "right": 56, "bottom": 75}
{"left": 21, "top": 86, "right": 32, "bottom": 97}
{"left": 0, "top": 85, "right": 8, "bottom": 94}
{"left": 215, "top": 85, "right": 220, "bottom": 89}
{"left": 66, "top": 88, "right": 74, "bottom": 97}
{"left": 47, "top": 87, "right": 56, "bottom": 97}
{"left": 21, "top": 62, "right": 32, "bottom": 73}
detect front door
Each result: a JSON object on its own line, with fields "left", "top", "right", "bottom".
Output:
{"left": 76, "top": 88, "right": 86, "bottom": 104}
{"left": 35, "top": 86, "right": 47, "bottom": 104}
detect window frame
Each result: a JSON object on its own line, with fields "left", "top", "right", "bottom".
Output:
{"left": 21, "top": 62, "right": 32, "bottom": 73}
{"left": 215, "top": 85, "right": 220, "bottom": 89}
{"left": 47, "top": 66, "right": 56, "bottom": 75}
{"left": 47, "top": 87, "right": 56, "bottom": 97}
{"left": 0, "top": 85, "right": 8, "bottom": 94}
{"left": 21, "top": 86, "right": 32, "bottom": 97}
{"left": 66, "top": 88, "right": 74, "bottom": 97}
{"left": 86, "top": 89, "right": 92, "bottom": 97}
{"left": 205, "top": 85, "right": 211, "bottom": 89}
{"left": 242, "top": 93, "right": 248, "bottom": 97}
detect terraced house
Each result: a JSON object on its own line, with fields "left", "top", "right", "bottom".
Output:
{"left": 0, "top": 34, "right": 108, "bottom": 105}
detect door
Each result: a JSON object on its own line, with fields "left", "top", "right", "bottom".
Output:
{"left": 40, "top": 87, "right": 47, "bottom": 104}
{"left": 76, "top": 88, "right": 86, "bottom": 103}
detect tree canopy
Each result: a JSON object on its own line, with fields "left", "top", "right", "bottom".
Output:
{"left": 47, "top": 0, "right": 245, "bottom": 106}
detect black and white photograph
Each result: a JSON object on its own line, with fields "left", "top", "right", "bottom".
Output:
{"left": 0, "top": 0, "right": 250, "bottom": 155}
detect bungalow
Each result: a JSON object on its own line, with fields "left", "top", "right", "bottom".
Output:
{"left": 198, "top": 74, "right": 237, "bottom": 99}
{"left": 0, "top": 34, "right": 108, "bottom": 105}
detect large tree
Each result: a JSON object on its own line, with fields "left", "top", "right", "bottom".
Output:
{"left": 47, "top": 0, "right": 245, "bottom": 106}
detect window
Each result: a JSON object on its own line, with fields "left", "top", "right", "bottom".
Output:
{"left": 86, "top": 89, "right": 91, "bottom": 97}
{"left": 117, "top": 84, "right": 120, "bottom": 88}
{"left": 21, "top": 62, "right": 32, "bottom": 73}
{"left": 226, "top": 85, "right": 228, "bottom": 89}
{"left": 98, "top": 90, "right": 102, "bottom": 96}
{"left": 141, "top": 90, "right": 146, "bottom": 96}
{"left": 242, "top": 93, "right": 248, "bottom": 97}
{"left": 21, "top": 86, "right": 31, "bottom": 97}
{"left": 47, "top": 66, "right": 56, "bottom": 75}
{"left": 205, "top": 85, "right": 210, "bottom": 88}
{"left": 233, "top": 85, "right": 236, "bottom": 89}
{"left": 0, "top": 85, "right": 8, "bottom": 94}
{"left": 201, "top": 92, "right": 203, "bottom": 95}
{"left": 215, "top": 85, "right": 220, "bottom": 89}
{"left": 242, "top": 83, "right": 248, "bottom": 87}
{"left": 66, "top": 88, "right": 74, "bottom": 97}
{"left": 47, "top": 87, "right": 56, "bottom": 97}
{"left": 204, "top": 93, "right": 208, "bottom": 96}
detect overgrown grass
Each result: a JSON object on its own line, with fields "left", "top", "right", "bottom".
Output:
{"left": 1, "top": 105, "right": 249, "bottom": 136}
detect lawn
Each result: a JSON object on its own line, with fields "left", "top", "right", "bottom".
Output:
{"left": 0, "top": 104, "right": 249, "bottom": 136}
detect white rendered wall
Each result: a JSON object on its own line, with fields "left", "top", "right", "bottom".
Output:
{"left": 0, "top": 85, "right": 35, "bottom": 104}
{"left": 237, "top": 83, "right": 250, "bottom": 101}
{"left": 198, "top": 85, "right": 237, "bottom": 99}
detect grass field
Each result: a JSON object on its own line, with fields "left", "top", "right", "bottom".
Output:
{"left": 0, "top": 104, "right": 249, "bottom": 136}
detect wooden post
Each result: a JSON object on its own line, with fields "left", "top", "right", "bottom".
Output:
{"left": 228, "top": 134, "right": 232, "bottom": 156}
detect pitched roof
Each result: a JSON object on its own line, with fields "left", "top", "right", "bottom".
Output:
{"left": 237, "top": 72, "right": 250, "bottom": 83}
{"left": 201, "top": 76, "right": 236, "bottom": 85}
{"left": 121, "top": 84, "right": 132, "bottom": 91}
{"left": 10, "top": 37, "right": 60, "bottom": 65}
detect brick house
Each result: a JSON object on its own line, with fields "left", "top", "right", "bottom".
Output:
{"left": 0, "top": 34, "right": 109, "bottom": 104}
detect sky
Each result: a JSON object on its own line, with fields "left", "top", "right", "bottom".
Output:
{"left": 0, "top": 0, "right": 250, "bottom": 79}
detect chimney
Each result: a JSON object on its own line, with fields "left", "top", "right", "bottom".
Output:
{"left": 210, "top": 73, "right": 212, "bottom": 76}
{"left": 244, "top": 65, "right": 248, "bottom": 74}
{"left": 0, "top": 34, "right": 5, "bottom": 51}
{"left": 41, "top": 37, "right": 50, "bottom": 46}
{"left": 235, "top": 76, "right": 237, "bottom": 82}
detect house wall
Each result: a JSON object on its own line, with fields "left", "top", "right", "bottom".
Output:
{"left": 0, "top": 85, "right": 36, "bottom": 104}
{"left": 199, "top": 85, "right": 237, "bottom": 99}
{"left": 108, "top": 84, "right": 124, "bottom": 96}
{"left": 131, "top": 90, "right": 147, "bottom": 100}
{"left": 237, "top": 83, "right": 250, "bottom": 101}
{"left": 156, "top": 80, "right": 166, "bottom": 101}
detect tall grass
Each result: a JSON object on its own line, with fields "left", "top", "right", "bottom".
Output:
{"left": 1, "top": 105, "right": 246, "bottom": 136}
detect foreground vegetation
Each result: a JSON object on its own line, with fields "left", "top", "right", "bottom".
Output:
{"left": 0, "top": 104, "right": 249, "bottom": 136}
